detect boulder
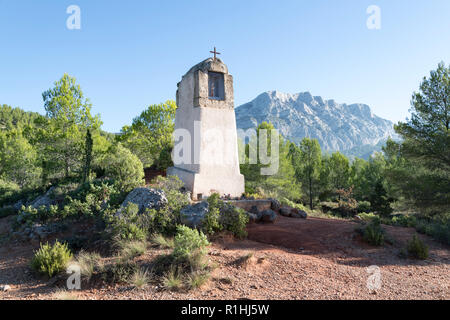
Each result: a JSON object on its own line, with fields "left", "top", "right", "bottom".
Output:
{"left": 245, "top": 211, "right": 258, "bottom": 223}
{"left": 260, "top": 209, "right": 277, "bottom": 223}
{"left": 291, "top": 208, "right": 307, "bottom": 219}
{"left": 180, "top": 201, "right": 209, "bottom": 228}
{"left": 119, "top": 188, "right": 168, "bottom": 215}
{"left": 269, "top": 198, "right": 281, "bottom": 212}
{"left": 279, "top": 207, "right": 292, "bottom": 217}
{"left": 249, "top": 205, "right": 259, "bottom": 215}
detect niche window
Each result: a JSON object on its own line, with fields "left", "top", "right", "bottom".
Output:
{"left": 208, "top": 71, "right": 224, "bottom": 100}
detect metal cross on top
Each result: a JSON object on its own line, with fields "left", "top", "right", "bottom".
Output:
{"left": 210, "top": 47, "right": 221, "bottom": 60}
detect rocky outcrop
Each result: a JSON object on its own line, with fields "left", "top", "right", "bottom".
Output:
{"left": 119, "top": 188, "right": 168, "bottom": 215}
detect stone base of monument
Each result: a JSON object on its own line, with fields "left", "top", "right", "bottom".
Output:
{"left": 167, "top": 166, "right": 245, "bottom": 201}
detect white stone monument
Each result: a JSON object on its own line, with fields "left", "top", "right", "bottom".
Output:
{"left": 168, "top": 49, "right": 245, "bottom": 200}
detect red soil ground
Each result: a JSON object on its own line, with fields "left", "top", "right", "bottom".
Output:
{"left": 0, "top": 215, "right": 449, "bottom": 300}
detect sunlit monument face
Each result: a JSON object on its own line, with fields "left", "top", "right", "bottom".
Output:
{"left": 167, "top": 55, "right": 245, "bottom": 200}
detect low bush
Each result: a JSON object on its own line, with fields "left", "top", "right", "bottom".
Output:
{"left": 219, "top": 204, "right": 249, "bottom": 239}
{"left": 357, "top": 212, "right": 379, "bottom": 222}
{"left": 356, "top": 220, "right": 385, "bottom": 246}
{"left": 173, "top": 225, "right": 209, "bottom": 262}
{"left": 105, "top": 260, "right": 139, "bottom": 284}
{"left": 281, "top": 198, "right": 308, "bottom": 211}
{"left": 203, "top": 194, "right": 223, "bottom": 235}
{"left": 145, "top": 176, "right": 190, "bottom": 236}
{"left": 406, "top": 235, "right": 429, "bottom": 260}
{"left": 107, "top": 203, "right": 147, "bottom": 241}
{"left": 15, "top": 205, "right": 61, "bottom": 227}
{"left": 206, "top": 193, "right": 249, "bottom": 239}
{"left": 31, "top": 241, "right": 73, "bottom": 277}
{"left": 357, "top": 201, "right": 372, "bottom": 213}
{"left": 363, "top": 221, "right": 385, "bottom": 246}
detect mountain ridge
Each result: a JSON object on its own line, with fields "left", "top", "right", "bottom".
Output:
{"left": 235, "top": 90, "right": 397, "bottom": 159}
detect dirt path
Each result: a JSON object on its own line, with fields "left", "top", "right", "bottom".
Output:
{"left": 0, "top": 215, "right": 449, "bottom": 300}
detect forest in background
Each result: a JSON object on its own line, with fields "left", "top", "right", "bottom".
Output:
{"left": 1, "top": 63, "right": 449, "bottom": 245}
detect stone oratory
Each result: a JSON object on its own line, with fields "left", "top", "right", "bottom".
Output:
{"left": 168, "top": 49, "right": 245, "bottom": 200}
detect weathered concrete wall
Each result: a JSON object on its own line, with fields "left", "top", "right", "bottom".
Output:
{"left": 225, "top": 199, "right": 272, "bottom": 212}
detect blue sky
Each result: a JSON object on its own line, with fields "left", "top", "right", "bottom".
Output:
{"left": 0, "top": 0, "right": 449, "bottom": 132}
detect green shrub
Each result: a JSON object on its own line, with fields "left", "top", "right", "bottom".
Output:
{"left": 219, "top": 204, "right": 249, "bottom": 239}
{"left": 390, "top": 214, "right": 417, "bottom": 228}
{"left": 145, "top": 176, "right": 190, "bottom": 235}
{"left": 206, "top": 193, "right": 249, "bottom": 239}
{"left": 31, "top": 241, "right": 73, "bottom": 277}
{"left": 357, "top": 201, "right": 372, "bottom": 213}
{"left": 144, "top": 207, "right": 179, "bottom": 236}
{"left": 203, "top": 194, "right": 222, "bottom": 235}
{"left": 100, "top": 143, "right": 144, "bottom": 192}
{"left": 0, "top": 179, "right": 20, "bottom": 206}
{"left": 407, "top": 235, "right": 429, "bottom": 259}
{"left": 107, "top": 203, "right": 147, "bottom": 241}
{"left": 358, "top": 220, "right": 385, "bottom": 246}
{"left": 106, "top": 260, "right": 139, "bottom": 283}
{"left": 281, "top": 197, "right": 308, "bottom": 211}
{"left": 357, "top": 212, "right": 378, "bottom": 222}
{"left": 173, "top": 225, "right": 209, "bottom": 261}
{"left": 415, "top": 216, "right": 450, "bottom": 245}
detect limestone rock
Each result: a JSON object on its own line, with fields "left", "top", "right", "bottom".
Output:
{"left": 260, "top": 209, "right": 277, "bottom": 223}
{"left": 119, "top": 188, "right": 168, "bottom": 215}
{"left": 180, "top": 202, "right": 209, "bottom": 228}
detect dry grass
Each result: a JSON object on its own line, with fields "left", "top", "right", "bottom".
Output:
{"left": 186, "top": 271, "right": 210, "bottom": 289}
{"left": 75, "top": 251, "right": 102, "bottom": 280}
{"left": 118, "top": 240, "right": 147, "bottom": 261}
{"left": 162, "top": 267, "right": 184, "bottom": 291}
{"left": 129, "top": 268, "right": 152, "bottom": 289}
{"left": 150, "top": 234, "right": 175, "bottom": 249}
{"left": 51, "top": 288, "right": 78, "bottom": 300}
